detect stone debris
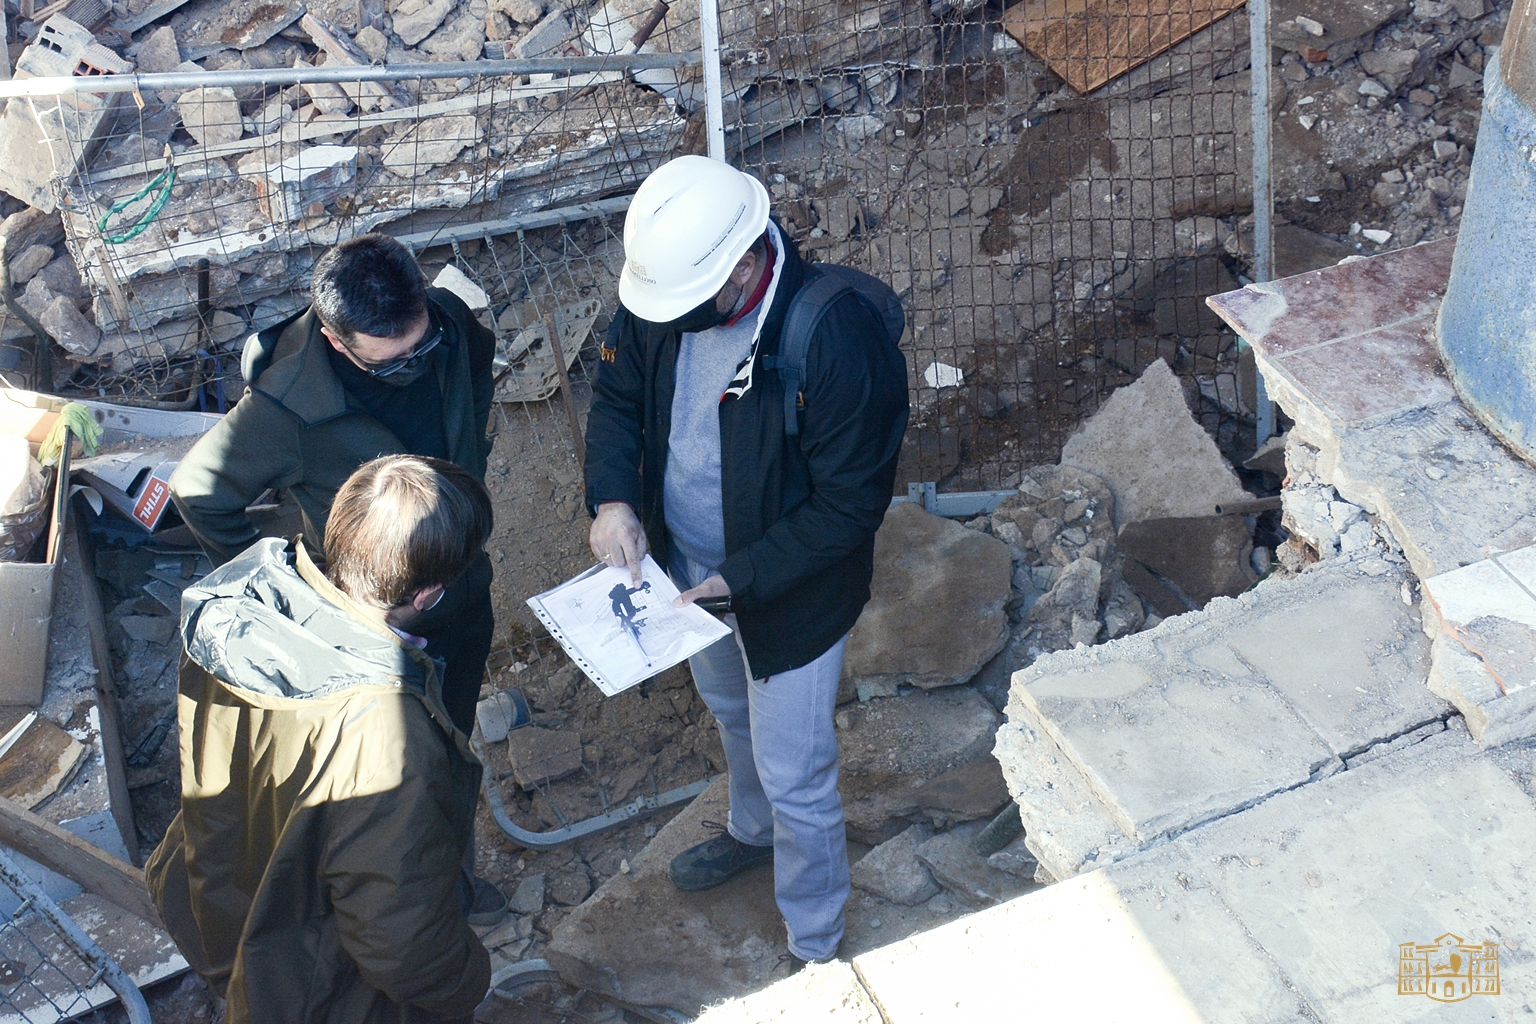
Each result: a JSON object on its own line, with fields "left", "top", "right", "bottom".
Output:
{"left": 1061, "top": 359, "right": 1251, "bottom": 530}
{"left": 7, "top": 245, "right": 54, "bottom": 286}
{"left": 177, "top": 87, "right": 244, "bottom": 147}
{"left": 984, "top": 834, "right": 1039, "bottom": 879}
{"left": 914, "top": 826, "right": 1031, "bottom": 908}
{"left": 504, "top": 725, "right": 583, "bottom": 788}
{"left": 911, "top": 755, "right": 1011, "bottom": 829}
{"left": 836, "top": 686, "right": 1001, "bottom": 845}
{"left": 850, "top": 824, "right": 941, "bottom": 906}
{"left": 841, "top": 503, "right": 1011, "bottom": 697}
{"left": 38, "top": 295, "right": 102, "bottom": 358}
{"left": 0, "top": 18, "right": 132, "bottom": 213}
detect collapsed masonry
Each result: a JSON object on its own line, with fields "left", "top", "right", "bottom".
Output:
{"left": 0, "top": 0, "right": 943, "bottom": 385}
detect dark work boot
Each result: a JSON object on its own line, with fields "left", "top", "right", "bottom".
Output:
{"left": 668, "top": 821, "right": 773, "bottom": 892}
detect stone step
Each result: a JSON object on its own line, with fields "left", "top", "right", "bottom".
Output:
{"left": 991, "top": 710, "right": 1131, "bottom": 881}
{"left": 702, "top": 724, "right": 1536, "bottom": 1022}
{"left": 1209, "top": 238, "right": 1536, "bottom": 752}
{"left": 1421, "top": 543, "right": 1536, "bottom": 747}
{"left": 995, "top": 558, "right": 1449, "bottom": 870}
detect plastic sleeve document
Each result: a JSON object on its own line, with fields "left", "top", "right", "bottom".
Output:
{"left": 526, "top": 554, "right": 732, "bottom": 696}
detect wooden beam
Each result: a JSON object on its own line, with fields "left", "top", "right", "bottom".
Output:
{"left": 66, "top": 505, "right": 140, "bottom": 865}
{"left": 0, "top": 793, "right": 160, "bottom": 927}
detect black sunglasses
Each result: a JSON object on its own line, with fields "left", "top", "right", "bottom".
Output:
{"left": 361, "top": 324, "right": 444, "bottom": 378}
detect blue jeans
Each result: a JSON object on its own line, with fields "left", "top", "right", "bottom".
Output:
{"left": 672, "top": 551, "right": 850, "bottom": 961}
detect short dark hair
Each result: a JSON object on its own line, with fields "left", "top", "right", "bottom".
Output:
{"left": 311, "top": 234, "right": 429, "bottom": 343}
{"left": 324, "top": 456, "right": 493, "bottom": 609}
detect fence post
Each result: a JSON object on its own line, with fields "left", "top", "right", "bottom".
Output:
{"left": 699, "top": 0, "right": 726, "bottom": 160}
{"left": 1249, "top": 0, "right": 1276, "bottom": 444}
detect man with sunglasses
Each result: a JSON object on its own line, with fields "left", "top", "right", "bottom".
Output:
{"left": 170, "top": 233, "right": 499, "bottom": 815}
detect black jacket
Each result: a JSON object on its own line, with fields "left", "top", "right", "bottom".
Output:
{"left": 583, "top": 232, "right": 909, "bottom": 676}
{"left": 169, "top": 288, "right": 495, "bottom": 566}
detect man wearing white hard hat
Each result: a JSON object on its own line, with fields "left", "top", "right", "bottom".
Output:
{"left": 584, "top": 155, "right": 909, "bottom": 967}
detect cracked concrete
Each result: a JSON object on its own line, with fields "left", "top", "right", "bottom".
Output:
{"left": 994, "top": 558, "right": 1447, "bottom": 876}
{"left": 1212, "top": 238, "right": 1536, "bottom": 749}
{"left": 704, "top": 725, "right": 1536, "bottom": 1022}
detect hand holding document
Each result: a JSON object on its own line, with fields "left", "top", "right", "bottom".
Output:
{"left": 526, "top": 554, "right": 731, "bottom": 696}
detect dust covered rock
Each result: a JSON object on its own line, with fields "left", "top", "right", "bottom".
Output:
{"left": 842, "top": 503, "right": 1011, "bottom": 695}
{"left": 837, "top": 687, "right": 1002, "bottom": 844}
{"left": 1061, "top": 359, "right": 1250, "bottom": 529}
{"left": 850, "top": 824, "right": 940, "bottom": 905}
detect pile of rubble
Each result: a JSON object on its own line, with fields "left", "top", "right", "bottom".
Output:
{"left": 0, "top": 0, "right": 949, "bottom": 385}
{"left": 1268, "top": 0, "right": 1506, "bottom": 252}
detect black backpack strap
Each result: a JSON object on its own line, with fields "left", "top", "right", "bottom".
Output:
{"left": 764, "top": 272, "right": 853, "bottom": 436}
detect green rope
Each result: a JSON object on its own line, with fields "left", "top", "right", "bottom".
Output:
{"left": 98, "top": 163, "right": 176, "bottom": 245}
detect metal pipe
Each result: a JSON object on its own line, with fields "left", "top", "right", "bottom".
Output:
{"left": 699, "top": 0, "right": 726, "bottom": 160}
{"left": 0, "top": 52, "right": 704, "bottom": 99}
{"left": 1214, "top": 495, "right": 1283, "bottom": 515}
{"left": 1249, "top": 0, "right": 1276, "bottom": 444}
{"left": 573, "top": 0, "right": 671, "bottom": 101}
{"left": 0, "top": 232, "right": 53, "bottom": 392}
{"left": 45, "top": 426, "right": 70, "bottom": 566}
{"left": 0, "top": 848, "right": 152, "bottom": 1024}
{"left": 391, "top": 196, "right": 633, "bottom": 250}
{"left": 476, "top": 735, "right": 714, "bottom": 848}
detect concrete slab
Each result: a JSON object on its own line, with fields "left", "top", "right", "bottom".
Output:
{"left": 1423, "top": 548, "right": 1536, "bottom": 747}
{"left": 1169, "top": 726, "right": 1536, "bottom": 1023}
{"left": 1326, "top": 402, "right": 1536, "bottom": 580}
{"left": 852, "top": 857, "right": 1311, "bottom": 1024}
{"left": 1000, "top": 560, "right": 1448, "bottom": 854}
{"left": 1224, "top": 563, "right": 1445, "bottom": 757}
{"left": 1426, "top": 554, "right": 1536, "bottom": 633}
{"left": 842, "top": 724, "right": 1535, "bottom": 1024}
{"left": 1015, "top": 641, "right": 1334, "bottom": 843}
{"left": 695, "top": 961, "right": 883, "bottom": 1023}
{"left": 1209, "top": 242, "right": 1536, "bottom": 583}
{"left": 992, "top": 709, "right": 1132, "bottom": 880}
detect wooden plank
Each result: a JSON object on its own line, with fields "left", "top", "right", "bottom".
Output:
{"left": 65, "top": 510, "right": 140, "bottom": 865}
{"left": 0, "top": 793, "right": 160, "bottom": 927}
{"left": 0, "top": 713, "right": 87, "bottom": 809}
{"left": 1002, "top": 0, "right": 1245, "bottom": 94}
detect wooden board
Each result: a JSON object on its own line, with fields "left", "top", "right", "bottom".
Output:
{"left": 0, "top": 795, "right": 159, "bottom": 927}
{"left": 1002, "top": 0, "right": 1246, "bottom": 94}
{"left": 0, "top": 714, "right": 85, "bottom": 811}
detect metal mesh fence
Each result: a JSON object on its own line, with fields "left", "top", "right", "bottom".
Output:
{"left": 0, "top": 850, "right": 149, "bottom": 1024}
{"left": 2, "top": 0, "right": 1265, "bottom": 842}
{"left": 15, "top": 0, "right": 1260, "bottom": 477}
{"left": 714, "top": 0, "right": 1256, "bottom": 488}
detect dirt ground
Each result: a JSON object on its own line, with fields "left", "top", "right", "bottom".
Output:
{"left": 62, "top": 0, "right": 1514, "bottom": 1016}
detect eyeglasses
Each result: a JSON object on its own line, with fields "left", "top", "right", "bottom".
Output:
{"left": 359, "top": 324, "right": 444, "bottom": 378}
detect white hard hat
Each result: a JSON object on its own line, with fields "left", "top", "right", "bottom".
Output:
{"left": 619, "top": 155, "right": 771, "bottom": 322}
